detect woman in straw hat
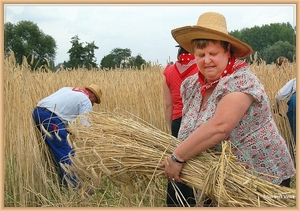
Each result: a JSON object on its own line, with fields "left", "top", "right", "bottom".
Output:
{"left": 32, "top": 84, "right": 102, "bottom": 191}
{"left": 159, "top": 12, "right": 295, "bottom": 205}
{"left": 163, "top": 45, "right": 198, "bottom": 207}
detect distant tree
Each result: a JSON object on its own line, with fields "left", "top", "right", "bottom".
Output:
{"left": 100, "top": 48, "right": 131, "bottom": 69}
{"left": 100, "top": 54, "right": 116, "bottom": 70}
{"left": 84, "top": 41, "right": 99, "bottom": 68}
{"left": 129, "top": 54, "right": 146, "bottom": 69}
{"left": 261, "top": 40, "right": 296, "bottom": 64}
{"left": 65, "top": 35, "right": 99, "bottom": 70}
{"left": 100, "top": 48, "right": 148, "bottom": 70}
{"left": 4, "top": 20, "right": 57, "bottom": 70}
{"left": 229, "top": 22, "right": 295, "bottom": 60}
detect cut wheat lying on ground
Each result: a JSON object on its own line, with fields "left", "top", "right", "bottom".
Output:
{"left": 4, "top": 54, "right": 296, "bottom": 207}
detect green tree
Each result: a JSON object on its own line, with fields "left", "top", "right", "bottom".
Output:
{"left": 229, "top": 22, "right": 295, "bottom": 60}
{"left": 100, "top": 48, "right": 131, "bottom": 69}
{"left": 65, "top": 35, "right": 99, "bottom": 70}
{"left": 129, "top": 54, "right": 146, "bottom": 69}
{"left": 66, "top": 35, "right": 84, "bottom": 68}
{"left": 100, "top": 54, "right": 116, "bottom": 70}
{"left": 84, "top": 41, "right": 99, "bottom": 69}
{"left": 100, "top": 48, "right": 147, "bottom": 70}
{"left": 4, "top": 20, "right": 57, "bottom": 70}
{"left": 64, "top": 35, "right": 99, "bottom": 69}
{"left": 262, "top": 41, "right": 296, "bottom": 64}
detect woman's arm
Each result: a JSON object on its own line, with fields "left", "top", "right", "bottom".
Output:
{"left": 160, "top": 91, "right": 255, "bottom": 182}
{"left": 162, "top": 76, "right": 173, "bottom": 132}
{"left": 174, "top": 91, "right": 255, "bottom": 161}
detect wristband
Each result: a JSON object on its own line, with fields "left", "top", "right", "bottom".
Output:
{"left": 171, "top": 153, "right": 185, "bottom": 164}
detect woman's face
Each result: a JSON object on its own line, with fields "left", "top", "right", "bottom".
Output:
{"left": 194, "top": 41, "right": 230, "bottom": 82}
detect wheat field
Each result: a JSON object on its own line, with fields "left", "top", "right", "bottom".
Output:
{"left": 4, "top": 53, "right": 296, "bottom": 207}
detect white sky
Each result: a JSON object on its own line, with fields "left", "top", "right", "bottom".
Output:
{"left": 4, "top": 4, "right": 296, "bottom": 66}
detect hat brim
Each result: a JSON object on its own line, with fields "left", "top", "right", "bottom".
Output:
{"left": 171, "top": 26, "right": 253, "bottom": 58}
{"left": 85, "top": 87, "right": 101, "bottom": 104}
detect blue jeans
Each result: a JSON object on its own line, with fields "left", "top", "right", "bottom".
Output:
{"left": 287, "top": 93, "right": 296, "bottom": 143}
{"left": 32, "top": 107, "right": 77, "bottom": 187}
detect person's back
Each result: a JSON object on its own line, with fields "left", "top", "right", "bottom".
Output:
{"left": 37, "top": 87, "right": 93, "bottom": 122}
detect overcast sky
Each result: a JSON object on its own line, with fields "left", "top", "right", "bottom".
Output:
{"left": 4, "top": 4, "right": 296, "bottom": 66}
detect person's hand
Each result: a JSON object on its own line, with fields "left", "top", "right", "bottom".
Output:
{"left": 159, "top": 155, "right": 184, "bottom": 183}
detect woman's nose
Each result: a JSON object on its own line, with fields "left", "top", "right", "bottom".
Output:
{"left": 204, "top": 55, "right": 211, "bottom": 63}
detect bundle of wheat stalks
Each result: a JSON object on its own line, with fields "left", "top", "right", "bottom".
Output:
{"left": 65, "top": 110, "right": 296, "bottom": 207}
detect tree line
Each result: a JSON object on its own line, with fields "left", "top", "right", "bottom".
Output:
{"left": 230, "top": 22, "right": 296, "bottom": 63}
{"left": 4, "top": 20, "right": 296, "bottom": 71}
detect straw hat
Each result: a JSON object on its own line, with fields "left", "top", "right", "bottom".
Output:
{"left": 85, "top": 84, "right": 102, "bottom": 104}
{"left": 171, "top": 12, "right": 253, "bottom": 58}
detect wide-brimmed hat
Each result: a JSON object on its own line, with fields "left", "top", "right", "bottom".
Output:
{"left": 171, "top": 12, "right": 253, "bottom": 58}
{"left": 85, "top": 84, "right": 102, "bottom": 104}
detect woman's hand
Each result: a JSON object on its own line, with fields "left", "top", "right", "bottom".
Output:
{"left": 159, "top": 155, "right": 184, "bottom": 183}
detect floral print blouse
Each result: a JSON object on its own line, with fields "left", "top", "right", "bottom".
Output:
{"left": 178, "top": 60, "right": 296, "bottom": 185}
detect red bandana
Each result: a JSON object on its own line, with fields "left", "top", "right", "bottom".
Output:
{"left": 175, "top": 53, "right": 197, "bottom": 78}
{"left": 198, "top": 56, "right": 246, "bottom": 95}
{"left": 178, "top": 53, "right": 195, "bottom": 65}
{"left": 72, "top": 87, "right": 89, "bottom": 97}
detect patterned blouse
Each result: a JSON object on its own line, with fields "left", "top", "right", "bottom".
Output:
{"left": 178, "top": 59, "right": 296, "bottom": 185}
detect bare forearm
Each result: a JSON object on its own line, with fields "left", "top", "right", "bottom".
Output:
{"left": 173, "top": 92, "right": 254, "bottom": 162}
{"left": 173, "top": 120, "right": 228, "bottom": 161}
{"left": 165, "top": 105, "right": 173, "bottom": 131}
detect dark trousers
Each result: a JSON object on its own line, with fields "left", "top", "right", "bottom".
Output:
{"left": 171, "top": 117, "right": 182, "bottom": 138}
{"left": 32, "top": 107, "right": 77, "bottom": 187}
{"left": 167, "top": 181, "right": 196, "bottom": 207}
{"left": 167, "top": 117, "right": 196, "bottom": 207}
{"left": 280, "top": 178, "right": 291, "bottom": 188}
{"left": 287, "top": 93, "right": 296, "bottom": 143}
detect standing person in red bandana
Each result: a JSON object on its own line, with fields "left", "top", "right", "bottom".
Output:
{"left": 159, "top": 12, "right": 295, "bottom": 206}
{"left": 32, "top": 84, "right": 102, "bottom": 192}
{"left": 162, "top": 46, "right": 198, "bottom": 206}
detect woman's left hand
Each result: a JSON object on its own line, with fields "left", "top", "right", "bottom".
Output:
{"left": 159, "top": 156, "right": 184, "bottom": 183}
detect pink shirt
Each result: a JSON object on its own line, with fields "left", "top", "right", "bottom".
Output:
{"left": 178, "top": 60, "right": 296, "bottom": 185}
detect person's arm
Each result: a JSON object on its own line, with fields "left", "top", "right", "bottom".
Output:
{"left": 174, "top": 92, "right": 254, "bottom": 160}
{"left": 274, "top": 79, "right": 296, "bottom": 115}
{"left": 161, "top": 91, "right": 255, "bottom": 181}
{"left": 162, "top": 76, "right": 173, "bottom": 132}
{"left": 78, "top": 101, "right": 93, "bottom": 126}
{"left": 275, "top": 79, "right": 296, "bottom": 101}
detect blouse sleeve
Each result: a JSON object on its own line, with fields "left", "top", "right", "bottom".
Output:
{"left": 216, "top": 67, "right": 266, "bottom": 103}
